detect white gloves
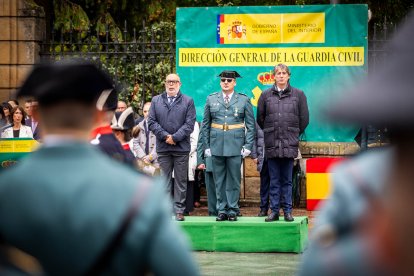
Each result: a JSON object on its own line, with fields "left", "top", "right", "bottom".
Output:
{"left": 205, "top": 148, "right": 250, "bottom": 157}
{"left": 241, "top": 147, "right": 251, "bottom": 158}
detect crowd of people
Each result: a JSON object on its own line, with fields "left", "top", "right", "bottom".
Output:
{"left": 0, "top": 63, "right": 309, "bottom": 225}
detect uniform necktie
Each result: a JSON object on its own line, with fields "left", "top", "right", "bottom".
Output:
{"left": 224, "top": 95, "right": 229, "bottom": 105}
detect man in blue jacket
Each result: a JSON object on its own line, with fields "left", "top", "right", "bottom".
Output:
{"left": 148, "top": 73, "right": 196, "bottom": 221}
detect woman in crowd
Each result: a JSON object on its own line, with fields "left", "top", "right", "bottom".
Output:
{"left": 1, "top": 106, "right": 33, "bottom": 138}
{"left": 1, "top": 102, "right": 13, "bottom": 125}
{"left": 0, "top": 108, "right": 7, "bottom": 129}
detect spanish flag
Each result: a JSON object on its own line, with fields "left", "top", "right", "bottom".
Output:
{"left": 306, "top": 157, "right": 345, "bottom": 211}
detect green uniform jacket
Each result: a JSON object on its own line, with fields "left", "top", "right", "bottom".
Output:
{"left": 201, "top": 92, "right": 255, "bottom": 156}
{"left": 0, "top": 142, "right": 199, "bottom": 276}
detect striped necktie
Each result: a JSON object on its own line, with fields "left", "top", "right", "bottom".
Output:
{"left": 224, "top": 95, "right": 229, "bottom": 105}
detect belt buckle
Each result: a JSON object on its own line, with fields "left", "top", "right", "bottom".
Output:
{"left": 223, "top": 123, "right": 228, "bottom": 131}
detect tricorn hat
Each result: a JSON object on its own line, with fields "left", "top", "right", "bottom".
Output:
{"left": 111, "top": 107, "right": 135, "bottom": 131}
{"left": 218, "top": 70, "right": 242, "bottom": 79}
{"left": 326, "top": 12, "right": 414, "bottom": 130}
{"left": 17, "top": 61, "right": 117, "bottom": 109}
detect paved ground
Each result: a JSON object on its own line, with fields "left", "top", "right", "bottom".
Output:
{"left": 188, "top": 203, "right": 317, "bottom": 275}
{"left": 195, "top": 251, "right": 302, "bottom": 276}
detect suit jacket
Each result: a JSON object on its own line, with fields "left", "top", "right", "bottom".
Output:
{"left": 25, "top": 118, "right": 41, "bottom": 140}
{"left": 148, "top": 91, "right": 196, "bottom": 153}
{"left": 1, "top": 125, "right": 33, "bottom": 138}
{"left": 201, "top": 91, "right": 255, "bottom": 157}
{"left": 250, "top": 122, "right": 265, "bottom": 172}
{"left": 0, "top": 142, "right": 198, "bottom": 276}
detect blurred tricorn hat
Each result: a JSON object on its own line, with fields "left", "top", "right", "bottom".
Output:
{"left": 17, "top": 60, "right": 117, "bottom": 109}
{"left": 326, "top": 12, "right": 414, "bottom": 129}
{"left": 111, "top": 107, "right": 135, "bottom": 130}
{"left": 218, "top": 70, "right": 241, "bottom": 79}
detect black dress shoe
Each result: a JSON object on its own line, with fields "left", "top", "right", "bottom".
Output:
{"left": 236, "top": 211, "right": 242, "bottom": 217}
{"left": 284, "top": 213, "right": 294, "bottom": 222}
{"left": 175, "top": 213, "right": 185, "bottom": 221}
{"left": 265, "top": 212, "right": 279, "bottom": 222}
{"left": 228, "top": 214, "right": 237, "bottom": 221}
{"left": 216, "top": 213, "right": 228, "bottom": 221}
{"left": 258, "top": 210, "right": 268, "bottom": 217}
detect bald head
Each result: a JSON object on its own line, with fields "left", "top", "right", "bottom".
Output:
{"left": 164, "top": 74, "right": 181, "bottom": 97}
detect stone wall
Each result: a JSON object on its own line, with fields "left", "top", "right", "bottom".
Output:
{"left": 0, "top": 0, "right": 44, "bottom": 102}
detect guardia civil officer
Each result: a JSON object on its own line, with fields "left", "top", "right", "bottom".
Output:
{"left": 0, "top": 61, "right": 199, "bottom": 276}
{"left": 196, "top": 125, "right": 217, "bottom": 216}
{"left": 201, "top": 70, "right": 255, "bottom": 221}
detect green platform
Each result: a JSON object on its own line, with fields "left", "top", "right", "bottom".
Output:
{"left": 178, "top": 216, "right": 308, "bottom": 253}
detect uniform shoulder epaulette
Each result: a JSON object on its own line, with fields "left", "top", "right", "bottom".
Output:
{"left": 237, "top": 92, "right": 249, "bottom": 98}
{"left": 207, "top": 92, "right": 219, "bottom": 97}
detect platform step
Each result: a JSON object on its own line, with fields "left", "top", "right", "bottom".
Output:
{"left": 178, "top": 216, "right": 308, "bottom": 253}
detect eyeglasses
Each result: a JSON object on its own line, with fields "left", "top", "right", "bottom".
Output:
{"left": 220, "top": 78, "right": 234, "bottom": 83}
{"left": 165, "top": 80, "right": 180, "bottom": 85}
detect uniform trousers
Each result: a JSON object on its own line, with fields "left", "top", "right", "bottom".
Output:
{"left": 205, "top": 170, "right": 217, "bottom": 216}
{"left": 212, "top": 155, "right": 242, "bottom": 216}
{"left": 158, "top": 152, "right": 189, "bottom": 214}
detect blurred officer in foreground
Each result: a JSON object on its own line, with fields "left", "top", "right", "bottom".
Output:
{"left": 201, "top": 70, "right": 255, "bottom": 222}
{"left": 299, "top": 12, "right": 414, "bottom": 275}
{"left": 0, "top": 61, "right": 199, "bottom": 276}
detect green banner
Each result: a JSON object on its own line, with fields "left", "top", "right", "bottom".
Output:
{"left": 176, "top": 4, "right": 368, "bottom": 142}
{"left": 0, "top": 138, "right": 39, "bottom": 170}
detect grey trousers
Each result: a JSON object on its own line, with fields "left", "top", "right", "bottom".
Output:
{"left": 158, "top": 152, "right": 189, "bottom": 214}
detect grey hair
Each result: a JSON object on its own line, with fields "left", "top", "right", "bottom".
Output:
{"left": 273, "top": 64, "right": 291, "bottom": 76}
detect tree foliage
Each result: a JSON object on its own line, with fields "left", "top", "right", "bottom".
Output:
{"left": 34, "top": 0, "right": 413, "bottom": 110}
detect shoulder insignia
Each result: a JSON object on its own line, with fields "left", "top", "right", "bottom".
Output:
{"left": 237, "top": 93, "right": 250, "bottom": 98}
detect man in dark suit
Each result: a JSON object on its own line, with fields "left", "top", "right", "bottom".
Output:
{"left": 0, "top": 62, "right": 199, "bottom": 276}
{"left": 148, "top": 73, "right": 196, "bottom": 221}
{"left": 25, "top": 100, "right": 41, "bottom": 140}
